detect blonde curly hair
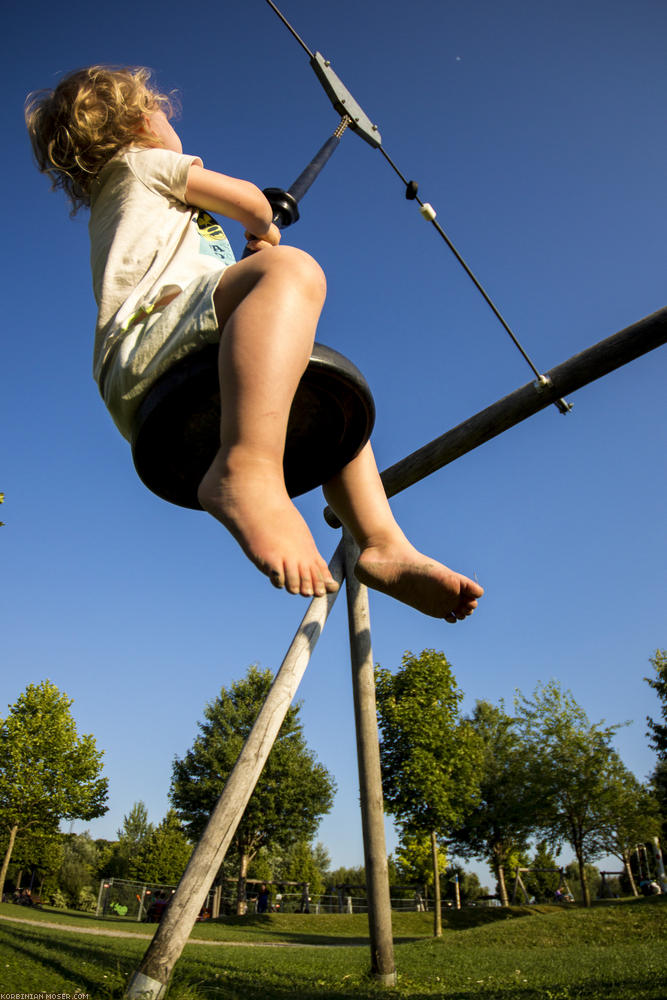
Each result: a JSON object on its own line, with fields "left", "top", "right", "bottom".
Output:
{"left": 25, "top": 65, "right": 176, "bottom": 213}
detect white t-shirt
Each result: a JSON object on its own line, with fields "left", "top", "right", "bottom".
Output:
{"left": 89, "top": 146, "right": 235, "bottom": 384}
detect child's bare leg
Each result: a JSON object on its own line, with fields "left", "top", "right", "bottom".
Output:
{"left": 323, "top": 443, "right": 483, "bottom": 621}
{"left": 197, "top": 246, "right": 338, "bottom": 598}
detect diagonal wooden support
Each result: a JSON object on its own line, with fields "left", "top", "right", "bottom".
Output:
{"left": 124, "top": 544, "right": 345, "bottom": 999}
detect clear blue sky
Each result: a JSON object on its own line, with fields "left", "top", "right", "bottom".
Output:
{"left": 2, "top": 0, "right": 665, "bottom": 887}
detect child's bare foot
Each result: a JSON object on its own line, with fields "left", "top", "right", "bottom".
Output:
{"left": 355, "top": 539, "right": 483, "bottom": 622}
{"left": 198, "top": 449, "right": 339, "bottom": 598}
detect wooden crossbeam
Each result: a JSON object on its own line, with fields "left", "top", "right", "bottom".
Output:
{"left": 325, "top": 306, "right": 667, "bottom": 525}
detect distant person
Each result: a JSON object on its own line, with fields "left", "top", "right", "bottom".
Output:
{"left": 257, "top": 884, "right": 270, "bottom": 914}
{"left": 25, "top": 66, "right": 483, "bottom": 623}
{"left": 148, "top": 890, "right": 169, "bottom": 922}
{"left": 642, "top": 879, "right": 662, "bottom": 896}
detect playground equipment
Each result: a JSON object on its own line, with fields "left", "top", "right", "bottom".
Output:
{"left": 131, "top": 119, "right": 376, "bottom": 509}
{"left": 123, "top": 5, "right": 667, "bottom": 997}
{"left": 599, "top": 871, "right": 627, "bottom": 899}
{"left": 511, "top": 867, "right": 573, "bottom": 905}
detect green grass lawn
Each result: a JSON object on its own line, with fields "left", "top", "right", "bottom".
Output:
{"left": 1, "top": 897, "right": 665, "bottom": 999}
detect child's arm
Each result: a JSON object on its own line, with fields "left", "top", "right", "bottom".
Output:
{"left": 185, "top": 165, "right": 281, "bottom": 246}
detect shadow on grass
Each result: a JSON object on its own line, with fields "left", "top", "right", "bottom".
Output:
{"left": 3, "top": 919, "right": 667, "bottom": 1000}
{"left": 168, "top": 966, "right": 667, "bottom": 1000}
{"left": 200, "top": 914, "right": 369, "bottom": 946}
{"left": 0, "top": 924, "right": 140, "bottom": 994}
{"left": 196, "top": 907, "right": 542, "bottom": 947}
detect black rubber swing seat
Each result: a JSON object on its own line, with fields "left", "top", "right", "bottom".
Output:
{"left": 130, "top": 342, "right": 376, "bottom": 510}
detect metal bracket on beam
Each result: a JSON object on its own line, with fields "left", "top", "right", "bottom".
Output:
{"left": 534, "top": 374, "right": 572, "bottom": 413}
{"left": 310, "top": 52, "right": 382, "bottom": 148}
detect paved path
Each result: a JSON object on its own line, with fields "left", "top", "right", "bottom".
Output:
{"left": 0, "top": 912, "right": 357, "bottom": 948}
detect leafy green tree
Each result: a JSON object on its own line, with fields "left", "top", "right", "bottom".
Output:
{"left": 132, "top": 810, "right": 192, "bottom": 884}
{"left": 246, "top": 844, "right": 279, "bottom": 885}
{"left": 273, "top": 838, "right": 330, "bottom": 897}
{"left": 247, "top": 839, "right": 332, "bottom": 898}
{"left": 106, "top": 801, "right": 154, "bottom": 880}
{"left": 375, "top": 649, "right": 483, "bottom": 935}
{"left": 645, "top": 650, "right": 667, "bottom": 840}
{"left": 120, "top": 800, "right": 153, "bottom": 845}
{"left": 0, "top": 680, "right": 108, "bottom": 899}
{"left": 446, "top": 700, "right": 537, "bottom": 906}
{"left": 328, "top": 864, "right": 366, "bottom": 889}
{"left": 564, "top": 861, "right": 601, "bottom": 903}
{"left": 645, "top": 650, "right": 667, "bottom": 757}
{"left": 522, "top": 840, "right": 561, "bottom": 902}
{"left": 394, "top": 830, "right": 447, "bottom": 892}
{"left": 170, "top": 665, "right": 335, "bottom": 913}
{"left": 57, "top": 832, "right": 99, "bottom": 907}
{"left": 93, "top": 839, "right": 117, "bottom": 880}
{"left": 595, "top": 765, "right": 662, "bottom": 897}
{"left": 446, "top": 863, "right": 486, "bottom": 905}
{"left": 515, "top": 680, "right": 628, "bottom": 907}
{"left": 650, "top": 759, "right": 667, "bottom": 842}
{"left": 1, "top": 821, "right": 62, "bottom": 896}
{"left": 310, "top": 841, "right": 333, "bottom": 884}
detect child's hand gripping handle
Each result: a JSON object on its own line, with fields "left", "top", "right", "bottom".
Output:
{"left": 242, "top": 188, "right": 300, "bottom": 257}
{"left": 242, "top": 131, "right": 342, "bottom": 257}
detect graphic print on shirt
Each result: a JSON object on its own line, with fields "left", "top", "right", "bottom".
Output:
{"left": 194, "top": 210, "right": 236, "bottom": 267}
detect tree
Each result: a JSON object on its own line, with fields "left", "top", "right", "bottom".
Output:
{"left": 170, "top": 665, "right": 335, "bottom": 913}
{"left": 273, "top": 839, "right": 330, "bottom": 897}
{"left": 594, "top": 764, "right": 662, "bottom": 897}
{"left": 650, "top": 758, "right": 667, "bottom": 842}
{"left": 645, "top": 650, "right": 667, "bottom": 757}
{"left": 445, "top": 864, "right": 486, "bottom": 905}
{"left": 645, "top": 650, "right": 667, "bottom": 840}
{"left": 1, "top": 820, "right": 62, "bottom": 896}
{"left": 565, "top": 861, "right": 602, "bottom": 903}
{"left": 106, "top": 801, "right": 154, "bottom": 879}
{"left": 0, "top": 680, "right": 108, "bottom": 899}
{"left": 515, "top": 680, "right": 628, "bottom": 907}
{"left": 328, "top": 864, "right": 366, "bottom": 889}
{"left": 132, "top": 810, "right": 192, "bottom": 885}
{"left": 394, "top": 830, "right": 447, "bottom": 889}
{"left": 58, "top": 832, "right": 99, "bottom": 907}
{"left": 522, "top": 841, "right": 561, "bottom": 903}
{"left": 375, "top": 649, "right": 483, "bottom": 935}
{"left": 446, "top": 700, "right": 537, "bottom": 906}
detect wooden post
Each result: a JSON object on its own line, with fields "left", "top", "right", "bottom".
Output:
{"left": 325, "top": 306, "right": 667, "bottom": 525}
{"left": 430, "top": 830, "right": 442, "bottom": 937}
{"left": 211, "top": 884, "right": 221, "bottom": 920}
{"left": 343, "top": 530, "right": 397, "bottom": 988}
{"left": 453, "top": 872, "right": 461, "bottom": 911}
{"left": 124, "top": 544, "right": 345, "bottom": 999}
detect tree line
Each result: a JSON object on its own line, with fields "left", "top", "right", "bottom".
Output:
{"left": 375, "top": 647, "right": 667, "bottom": 934}
{"left": 1, "top": 651, "right": 665, "bottom": 916}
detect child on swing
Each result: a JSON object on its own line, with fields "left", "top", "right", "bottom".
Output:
{"left": 26, "top": 65, "right": 483, "bottom": 622}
